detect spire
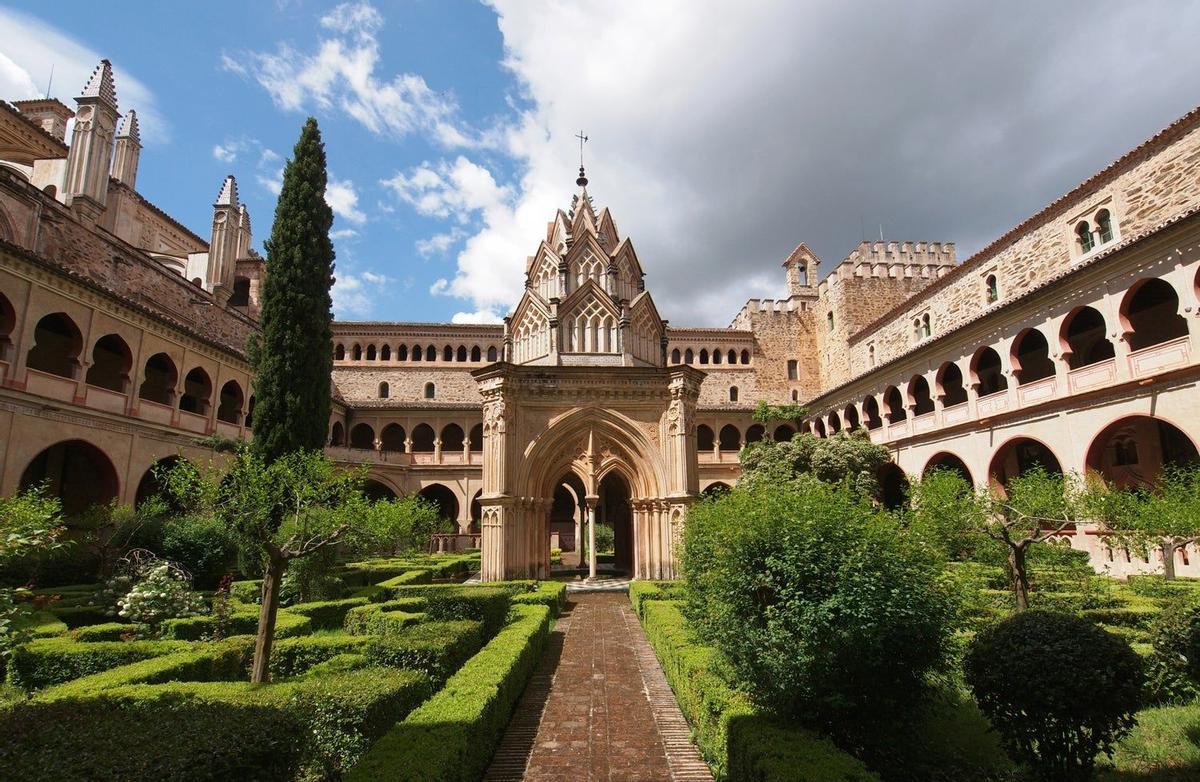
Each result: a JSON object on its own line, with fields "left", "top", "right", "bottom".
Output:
{"left": 574, "top": 130, "right": 589, "bottom": 187}
{"left": 215, "top": 174, "right": 239, "bottom": 207}
{"left": 80, "top": 59, "right": 117, "bottom": 109}
{"left": 117, "top": 109, "right": 140, "bottom": 142}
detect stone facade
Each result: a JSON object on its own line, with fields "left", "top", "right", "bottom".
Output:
{"left": 2, "top": 60, "right": 1200, "bottom": 578}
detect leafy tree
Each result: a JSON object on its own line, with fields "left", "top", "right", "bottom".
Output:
{"left": 251, "top": 117, "right": 336, "bottom": 464}
{"left": 1100, "top": 466, "right": 1200, "bottom": 580}
{"left": 751, "top": 400, "right": 809, "bottom": 425}
{"left": 965, "top": 610, "right": 1143, "bottom": 781}
{"left": 739, "top": 430, "right": 892, "bottom": 498}
{"left": 162, "top": 449, "right": 367, "bottom": 682}
{"left": 0, "top": 486, "right": 68, "bottom": 659}
{"left": 359, "top": 495, "right": 446, "bottom": 556}
{"left": 74, "top": 498, "right": 167, "bottom": 580}
{"left": 682, "top": 478, "right": 958, "bottom": 733}
{"left": 905, "top": 468, "right": 986, "bottom": 560}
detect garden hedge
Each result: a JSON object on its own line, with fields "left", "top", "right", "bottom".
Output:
{"left": 71, "top": 622, "right": 145, "bottom": 642}
{"left": 366, "top": 619, "right": 485, "bottom": 685}
{"left": 159, "top": 607, "right": 311, "bottom": 640}
{"left": 347, "top": 603, "right": 552, "bottom": 782}
{"left": 638, "top": 599, "right": 878, "bottom": 782}
{"left": 285, "top": 596, "right": 370, "bottom": 630}
{"left": 509, "top": 581, "right": 568, "bottom": 617}
{"left": 7, "top": 637, "right": 193, "bottom": 690}
{"left": 13, "top": 610, "right": 69, "bottom": 639}
{"left": 344, "top": 600, "right": 426, "bottom": 636}
{"left": 0, "top": 666, "right": 431, "bottom": 781}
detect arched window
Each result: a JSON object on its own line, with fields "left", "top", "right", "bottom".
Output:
{"left": 1123, "top": 279, "right": 1189, "bottom": 351}
{"left": 828, "top": 412, "right": 842, "bottom": 433}
{"left": 844, "top": 405, "right": 860, "bottom": 430}
{"left": 696, "top": 424, "right": 715, "bottom": 451}
{"left": 26, "top": 313, "right": 82, "bottom": 378}
{"left": 884, "top": 386, "right": 906, "bottom": 423}
{"left": 411, "top": 423, "right": 436, "bottom": 452}
{"left": 773, "top": 424, "right": 795, "bottom": 442}
{"left": 972, "top": 346, "right": 1008, "bottom": 396}
{"left": 712, "top": 349, "right": 721, "bottom": 365}
{"left": 86, "top": 334, "right": 132, "bottom": 392}
{"left": 938, "top": 362, "right": 968, "bottom": 406}
{"left": 670, "top": 348, "right": 681, "bottom": 364}
{"left": 426, "top": 345, "right": 436, "bottom": 362}
{"left": 699, "top": 349, "right": 709, "bottom": 365}
{"left": 412, "top": 345, "right": 422, "bottom": 362}
{"left": 330, "top": 421, "right": 345, "bottom": 446}
{"left": 139, "top": 353, "right": 177, "bottom": 405}
{"left": 396, "top": 344, "right": 408, "bottom": 361}
{"left": 729, "top": 386, "right": 739, "bottom": 402}
{"left": 443, "top": 345, "right": 454, "bottom": 362}
{"left": 863, "top": 395, "right": 882, "bottom": 429}
{"left": 378, "top": 382, "right": 389, "bottom": 399}
{"left": 334, "top": 344, "right": 346, "bottom": 361}
{"left": 1076, "top": 221, "right": 1094, "bottom": 254}
{"left": 216, "top": 380, "right": 243, "bottom": 424}
{"left": 909, "top": 375, "right": 934, "bottom": 415}
{"left": 787, "top": 360, "right": 798, "bottom": 380}
{"left": 468, "top": 423, "right": 483, "bottom": 451}
{"left": 441, "top": 423, "right": 465, "bottom": 451}
{"left": 1096, "top": 209, "right": 1114, "bottom": 244}
{"left": 456, "top": 345, "right": 467, "bottom": 362}
{"left": 366, "top": 345, "right": 377, "bottom": 361}
{"left": 684, "top": 348, "right": 694, "bottom": 364}
{"left": 868, "top": 344, "right": 875, "bottom": 367}
{"left": 487, "top": 346, "right": 498, "bottom": 362}
{"left": 1012, "top": 329, "right": 1054, "bottom": 385}
{"left": 352, "top": 344, "right": 363, "bottom": 361}
{"left": 179, "top": 367, "right": 212, "bottom": 415}
{"left": 741, "top": 349, "right": 750, "bottom": 364}
{"left": 745, "top": 424, "right": 765, "bottom": 443}
{"left": 229, "top": 277, "right": 250, "bottom": 308}
{"left": 718, "top": 424, "right": 741, "bottom": 451}
{"left": 827, "top": 311, "right": 835, "bottom": 332}
{"left": 985, "top": 274, "right": 999, "bottom": 304}
{"left": 424, "top": 382, "right": 435, "bottom": 399}
{"left": 921, "top": 313, "right": 931, "bottom": 340}
{"left": 380, "top": 423, "right": 406, "bottom": 451}
{"left": 727, "top": 349, "right": 737, "bottom": 364}
{"left": 381, "top": 345, "right": 391, "bottom": 361}
{"left": 350, "top": 423, "right": 375, "bottom": 449}
{"left": 1062, "top": 306, "right": 1114, "bottom": 369}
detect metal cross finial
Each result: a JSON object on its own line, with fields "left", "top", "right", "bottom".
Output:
{"left": 575, "top": 130, "right": 588, "bottom": 168}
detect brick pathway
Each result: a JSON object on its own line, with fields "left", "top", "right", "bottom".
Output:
{"left": 484, "top": 592, "right": 713, "bottom": 782}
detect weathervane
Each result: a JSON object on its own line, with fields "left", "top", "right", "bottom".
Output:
{"left": 575, "top": 130, "right": 589, "bottom": 187}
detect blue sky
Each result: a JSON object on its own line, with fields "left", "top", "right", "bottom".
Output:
{"left": 4, "top": 2, "right": 1200, "bottom": 325}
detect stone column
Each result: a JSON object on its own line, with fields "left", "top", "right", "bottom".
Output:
{"left": 586, "top": 495, "right": 599, "bottom": 581}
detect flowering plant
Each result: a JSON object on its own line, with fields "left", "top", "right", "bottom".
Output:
{"left": 118, "top": 562, "right": 207, "bottom": 629}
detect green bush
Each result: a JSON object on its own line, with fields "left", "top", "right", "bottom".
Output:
{"left": 159, "top": 607, "right": 310, "bottom": 641}
{"left": 683, "top": 480, "right": 957, "bottom": 731}
{"left": 344, "top": 601, "right": 425, "bottom": 636}
{"left": 509, "top": 581, "right": 568, "bottom": 617}
{"left": 347, "top": 604, "right": 551, "bottom": 782}
{"left": 629, "top": 580, "right": 685, "bottom": 618}
{"left": 7, "top": 636, "right": 191, "bottom": 690}
{"left": 424, "top": 586, "right": 510, "bottom": 637}
{"left": 229, "top": 579, "right": 262, "bottom": 604}
{"left": 71, "top": 622, "right": 145, "bottom": 642}
{"left": 1145, "top": 600, "right": 1200, "bottom": 704}
{"left": 377, "top": 569, "right": 435, "bottom": 590}
{"left": 285, "top": 596, "right": 369, "bottom": 630}
{"left": 159, "top": 514, "right": 237, "bottom": 590}
{"left": 964, "top": 610, "right": 1144, "bottom": 781}
{"left": 639, "top": 599, "right": 876, "bottom": 781}
{"left": 12, "top": 610, "right": 68, "bottom": 639}
{"left": 365, "top": 619, "right": 484, "bottom": 685}
{"left": 0, "top": 667, "right": 431, "bottom": 781}
{"left": 269, "top": 634, "right": 371, "bottom": 679}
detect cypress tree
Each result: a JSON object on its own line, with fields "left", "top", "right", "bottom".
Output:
{"left": 251, "top": 118, "right": 335, "bottom": 464}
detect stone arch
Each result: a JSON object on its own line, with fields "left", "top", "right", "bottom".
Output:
{"left": 349, "top": 423, "right": 375, "bottom": 449}
{"left": 1121, "top": 278, "right": 1189, "bottom": 351}
{"left": 1061, "top": 306, "right": 1115, "bottom": 369}
{"left": 971, "top": 346, "right": 1007, "bottom": 396}
{"left": 883, "top": 385, "right": 906, "bottom": 423}
{"left": 745, "top": 424, "right": 765, "bottom": 444}
{"left": 701, "top": 481, "right": 732, "bottom": 499}
{"left": 457, "top": 345, "right": 468, "bottom": 362}
{"left": 1011, "top": 327, "right": 1055, "bottom": 385}
{"left": 380, "top": 423, "right": 406, "bottom": 452}
{"left": 0, "top": 291, "right": 14, "bottom": 361}
{"left": 425, "top": 345, "right": 436, "bottom": 362}
{"left": 216, "top": 380, "right": 244, "bottom": 424}
{"left": 863, "top": 395, "right": 882, "bottom": 429}
{"left": 908, "top": 375, "right": 934, "bottom": 415}
{"left": 471, "top": 345, "right": 482, "bottom": 362}
{"left": 134, "top": 455, "right": 190, "bottom": 510}
{"left": 397, "top": 344, "right": 408, "bottom": 361}
{"left": 441, "top": 423, "right": 465, "bottom": 451}
{"left": 470, "top": 489, "right": 483, "bottom": 533}
{"left": 989, "top": 436, "right": 1063, "bottom": 488}
{"left": 718, "top": 424, "right": 741, "bottom": 452}
{"left": 330, "top": 421, "right": 345, "bottom": 446}
{"left": 924, "top": 452, "right": 973, "bottom": 484}
{"left": 139, "top": 352, "right": 177, "bottom": 405}
{"left": 740, "top": 349, "right": 750, "bottom": 364}
{"left": 366, "top": 344, "right": 377, "bottom": 361}
{"left": 696, "top": 424, "right": 714, "bottom": 451}
{"left": 1085, "top": 414, "right": 1199, "bottom": 488}
{"left": 363, "top": 479, "right": 398, "bottom": 502}
{"left": 380, "top": 344, "right": 391, "bottom": 361}
{"left": 812, "top": 418, "right": 827, "bottom": 438}
{"left": 877, "top": 462, "right": 909, "bottom": 510}
{"left": 468, "top": 423, "right": 483, "bottom": 451}
{"left": 937, "top": 362, "right": 968, "bottom": 406}
{"left": 773, "top": 424, "right": 795, "bottom": 442}
{"left": 334, "top": 344, "right": 346, "bottom": 361}
{"left": 670, "top": 348, "right": 681, "bottom": 364}
{"left": 352, "top": 344, "right": 362, "bottom": 361}
{"left": 843, "top": 404, "right": 860, "bottom": 430}
{"left": 684, "top": 348, "right": 694, "bottom": 364}
{"left": 411, "top": 423, "right": 436, "bottom": 452}
{"left": 517, "top": 407, "right": 670, "bottom": 502}
{"left": 443, "top": 345, "right": 454, "bottom": 362}
{"left": 20, "top": 439, "right": 119, "bottom": 516}
{"left": 179, "top": 367, "right": 213, "bottom": 415}
{"left": 86, "top": 333, "right": 133, "bottom": 392}
{"left": 26, "top": 312, "right": 83, "bottom": 378}
{"left": 828, "top": 411, "right": 842, "bottom": 433}
{"left": 487, "top": 346, "right": 498, "bottom": 362}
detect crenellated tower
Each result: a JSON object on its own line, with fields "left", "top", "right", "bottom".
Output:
{"left": 63, "top": 60, "right": 119, "bottom": 221}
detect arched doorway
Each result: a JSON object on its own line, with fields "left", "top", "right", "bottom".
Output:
{"left": 134, "top": 455, "right": 189, "bottom": 510}
{"left": 923, "top": 452, "right": 973, "bottom": 484}
{"left": 877, "top": 462, "right": 909, "bottom": 510}
{"left": 598, "top": 470, "right": 634, "bottom": 575}
{"left": 419, "top": 483, "right": 459, "bottom": 527}
{"left": 989, "top": 437, "right": 1062, "bottom": 488}
{"left": 1085, "top": 415, "right": 1198, "bottom": 489}
{"left": 363, "top": 479, "right": 397, "bottom": 502}
{"left": 20, "top": 440, "right": 119, "bottom": 516}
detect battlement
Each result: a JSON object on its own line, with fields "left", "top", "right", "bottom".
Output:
{"left": 814, "top": 240, "right": 957, "bottom": 298}
{"left": 729, "top": 297, "right": 809, "bottom": 328}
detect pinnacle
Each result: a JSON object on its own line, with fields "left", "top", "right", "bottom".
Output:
{"left": 80, "top": 59, "right": 118, "bottom": 108}
{"left": 117, "top": 110, "right": 140, "bottom": 141}
{"left": 215, "top": 175, "right": 239, "bottom": 207}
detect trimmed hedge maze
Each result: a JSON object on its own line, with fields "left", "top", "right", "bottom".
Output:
{"left": 0, "top": 553, "right": 568, "bottom": 782}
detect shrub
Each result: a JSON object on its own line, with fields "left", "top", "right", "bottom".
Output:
{"left": 629, "top": 581, "right": 685, "bottom": 618}
{"left": 344, "top": 601, "right": 425, "bottom": 636}
{"left": 683, "top": 480, "right": 957, "bottom": 731}
{"left": 286, "top": 596, "right": 369, "bottom": 630}
{"left": 424, "top": 586, "right": 510, "bottom": 638}
{"left": 365, "top": 620, "right": 484, "bottom": 685}
{"left": 13, "top": 611, "right": 68, "bottom": 639}
{"left": 230, "top": 579, "right": 262, "bottom": 604}
{"left": 71, "top": 622, "right": 145, "bottom": 642}
{"left": 118, "top": 563, "right": 207, "bottom": 630}
{"left": 269, "top": 634, "right": 371, "bottom": 679}
{"left": 7, "top": 636, "right": 191, "bottom": 690}
{"left": 509, "top": 581, "right": 568, "bottom": 617}
{"left": 347, "top": 604, "right": 551, "bottom": 782}
{"left": 964, "top": 610, "right": 1144, "bottom": 781}
{"left": 640, "top": 598, "right": 876, "bottom": 781}
{"left": 159, "top": 514, "right": 237, "bottom": 590}
{"left": 159, "top": 607, "right": 310, "bottom": 641}
{"left": 1145, "top": 599, "right": 1200, "bottom": 703}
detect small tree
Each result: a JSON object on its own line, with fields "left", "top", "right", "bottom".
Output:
{"left": 162, "top": 449, "right": 367, "bottom": 682}
{"left": 359, "top": 495, "right": 445, "bottom": 556}
{"left": 965, "top": 610, "right": 1143, "bottom": 781}
{"left": 0, "top": 486, "right": 68, "bottom": 659}
{"left": 739, "top": 430, "right": 892, "bottom": 499}
{"left": 906, "top": 467, "right": 986, "bottom": 560}
{"left": 1102, "top": 466, "right": 1200, "bottom": 580}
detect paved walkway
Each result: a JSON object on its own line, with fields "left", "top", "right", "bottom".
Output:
{"left": 484, "top": 593, "right": 713, "bottom": 782}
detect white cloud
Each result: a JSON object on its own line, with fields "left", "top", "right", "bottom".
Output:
{"left": 227, "top": 2, "right": 480, "bottom": 148}
{"left": 451, "top": 309, "right": 504, "bottom": 325}
{"left": 332, "top": 268, "right": 389, "bottom": 318}
{"left": 327, "top": 177, "right": 367, "bottom": 225}
{"left": 330, "top": 228, "right": 358, "bottom": 240}
{"left": 256, "top": 148, "right": 283, "bottom": 195}
{"left": 212, "top": 141, "right": 245, "bottom": 163}
{"left": 0, "top": 7, "right": 168, "bottom": 143}
{"left": 382, "top": 157, "right": 512, "bottom": 224}
{"left": 416, "top": 229, "right": 465, "bottom": 257}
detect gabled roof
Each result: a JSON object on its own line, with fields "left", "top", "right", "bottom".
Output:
{"left": 781, "top": 241, "right": 820, "bottom": 269}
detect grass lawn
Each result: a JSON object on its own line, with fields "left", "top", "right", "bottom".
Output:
{"left": 1097, "top": 702, "right": 1200, "bottom": 780}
